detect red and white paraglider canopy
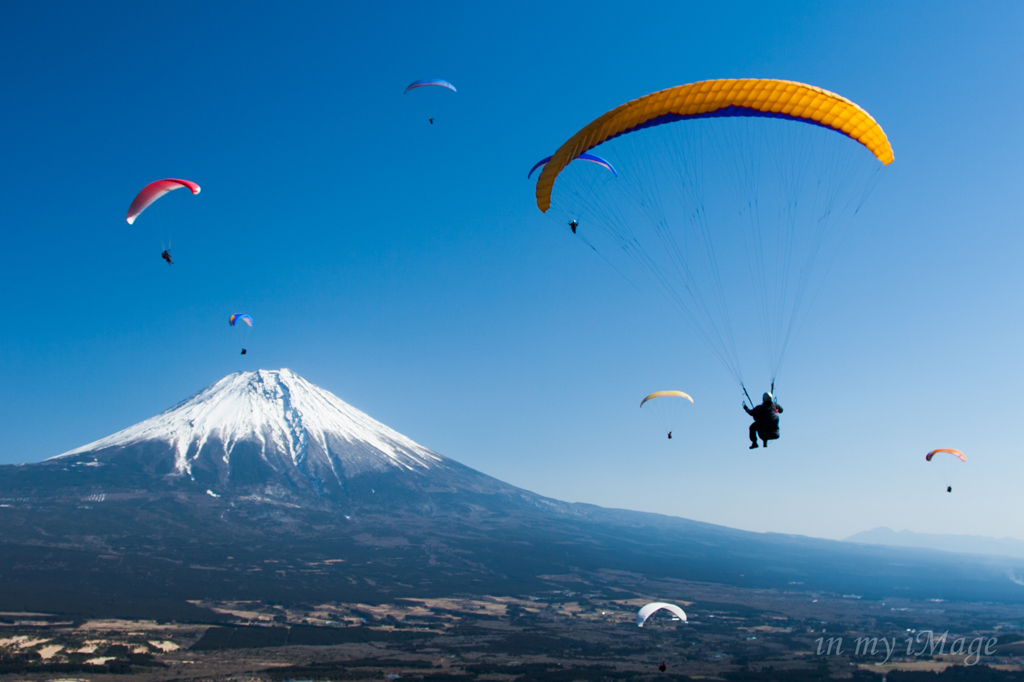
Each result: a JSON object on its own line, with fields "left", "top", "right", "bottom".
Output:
{"left": 126, "top": 179, "right": 200, "bottom": 225}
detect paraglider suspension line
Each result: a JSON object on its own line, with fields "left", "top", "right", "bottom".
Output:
{"left": 742, "top": 385, "right": 754, "bottom": 409}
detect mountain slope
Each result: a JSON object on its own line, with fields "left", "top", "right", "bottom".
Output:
{"left": 1, "top": 369, "right": 1023, "bottom": 620}
{"left": 58, "top": 369, "right": 442, "bottom": 477}
{"left": 46, "top": 369, "right": 532, "bottom": 511}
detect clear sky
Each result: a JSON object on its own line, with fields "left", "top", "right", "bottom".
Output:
{"left": 2, "top": 1, "right": 1022, "bottom": 542}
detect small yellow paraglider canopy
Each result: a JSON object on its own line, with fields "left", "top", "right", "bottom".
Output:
{"left": 640, "top": 391, "right": 693, "bottom": 408}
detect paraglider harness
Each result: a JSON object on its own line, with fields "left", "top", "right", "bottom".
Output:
{"left": 161, "top": 249, "right": 173, "bottom": 265}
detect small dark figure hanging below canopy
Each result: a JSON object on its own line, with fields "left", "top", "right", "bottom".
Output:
{"left": 230, "top": 314, "right": 253, "bottom": 356}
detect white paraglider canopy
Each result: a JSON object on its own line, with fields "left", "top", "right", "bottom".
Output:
{"left": 636, "top": 602, "right": 687, "bottom": 627}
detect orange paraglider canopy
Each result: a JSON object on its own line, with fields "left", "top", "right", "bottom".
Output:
{"left": 535, "top": 78, "right": 893, "bottom": 213}
{"left": 926, "top": 449, "right": 966, "bottom": 463}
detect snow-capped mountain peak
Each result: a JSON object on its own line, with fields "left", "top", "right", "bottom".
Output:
{"left": 55, "top": 369, "right": 443, "bottom": 483}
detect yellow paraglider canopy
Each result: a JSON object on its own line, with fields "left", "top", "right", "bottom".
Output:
{"left": 535, "top": 78, "right": 893, "bottom": 212}
{"left": 640, "top": 391, "right": 694, "bottom": 408}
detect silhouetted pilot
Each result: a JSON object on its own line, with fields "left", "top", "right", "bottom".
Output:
{"left": 744, "top": 392, "right": 782, "bottom": 449}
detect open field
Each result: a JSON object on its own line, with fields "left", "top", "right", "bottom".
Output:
{"left": 1, "top": 576, "right": 1022, "bottom": 681}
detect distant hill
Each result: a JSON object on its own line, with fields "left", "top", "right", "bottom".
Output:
{"left": 846, "top": 527, "right": 1024, "bottom": 559}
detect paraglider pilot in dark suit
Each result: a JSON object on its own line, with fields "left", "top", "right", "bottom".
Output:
{"left": 745, "top": 392, "right": 782, "bottom": 449}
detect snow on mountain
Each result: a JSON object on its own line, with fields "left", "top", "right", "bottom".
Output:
{"left": 54, "top": 369, "right": 444, "bottom": 483}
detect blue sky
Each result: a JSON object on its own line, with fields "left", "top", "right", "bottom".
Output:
{"left": 2, "top": 1, "right": 1022, "bottom": 541}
